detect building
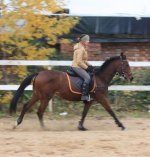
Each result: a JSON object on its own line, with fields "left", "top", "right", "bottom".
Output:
{"left": 59, "top": 0, "right": 150, "bottom": 61}
{"left": 60, "top": 16, "right": 150, "bottom": 61}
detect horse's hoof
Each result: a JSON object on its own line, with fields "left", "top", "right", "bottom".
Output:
{"left": 12, "top": 121, "right": 18, "bottom": 129}
{"left": 78, "top": 126, "right": 88, "bottom": 131}
{"left": 17, "top": 118, "right": 22, "bottom": 125}
{"left": 78, "top": 121, "right": 88, "bottom": 131}
{"left": 121, "top": 126, "right": 125, "bottom": 130}
{"left": 41, "top": 126, "right": 49, "bottom": 131}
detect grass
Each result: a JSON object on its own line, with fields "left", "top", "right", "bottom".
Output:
{"left": 0, "top": 98, "right": 150, "bottom": 119}
{"left": 35, "top": 108, "right": 150, "bottom": 120}
{"left": 0, "top": 110, "right": 150, "bottom": 121}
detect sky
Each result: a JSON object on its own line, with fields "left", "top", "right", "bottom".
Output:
{"left": 4, "top": 0, "right": 10, "bottom": 4}
{"left": 69, "top": 0, "right": 150, "bottom": 17}
{"left": 3, "top": 0, "right": 150, "bottom": 17}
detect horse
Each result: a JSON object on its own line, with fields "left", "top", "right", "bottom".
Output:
{"left": 10, "top": 52, "right": 133, "bottom": 130}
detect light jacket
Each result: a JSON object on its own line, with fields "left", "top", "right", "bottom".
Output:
{"left": 72, "top": 43, "right": 90, "bottom": 69}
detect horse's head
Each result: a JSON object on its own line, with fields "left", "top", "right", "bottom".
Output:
{"left": 116, "top": 52, "right": 133, "bottom": 82}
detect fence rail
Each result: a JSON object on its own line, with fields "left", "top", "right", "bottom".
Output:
{"left": 0, "top": 60, "right": 150, "bottom": 67}
{"left": 0, "top": 60, "right": 150, "bottom": 91}
{"left": 0, "top": 85, "right": 150, "bottom": 91}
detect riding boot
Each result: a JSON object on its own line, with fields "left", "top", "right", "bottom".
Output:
{"left": 81, "top": 82, "right": 91, "bottom": 101}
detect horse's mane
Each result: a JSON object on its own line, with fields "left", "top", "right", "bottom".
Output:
{"left": 95, "top": 56, "right": 120, "bottom": 74}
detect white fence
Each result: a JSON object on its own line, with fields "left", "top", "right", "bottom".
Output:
{"left": 0, "top": 85, "right": 150, "bottom": 91}
{"left": 0, "top": 60, "right": 150, "bottom": 91}
{"left": 1, "top": 60, "right": 150, "bottom": 67}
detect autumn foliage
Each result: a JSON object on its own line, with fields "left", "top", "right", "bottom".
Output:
{"left": 0, "top": 0, "right": 78, "bottom": 60}
{"left": 0, "top": 0, "right": 78, "bottom": 105}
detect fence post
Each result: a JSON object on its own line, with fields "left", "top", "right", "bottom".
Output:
{"left": 48, "top": 66, "right": 53, "bottom": 112}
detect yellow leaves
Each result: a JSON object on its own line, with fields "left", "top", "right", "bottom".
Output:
{"left": 123, "top": 91, "right": 133, "bottom": 96}
{"left": 17, "top": 66, "right": 28, "bottom": 78}
{"left": 23, "top": 47, "right": 54, "bottom": 60}
{"left": 1, "top": 0, "right": 79, "bottom": 107}
{"left": 0, "top": 33, "right": 10, "bottom": 43}
{"left": 3, "top": 67, "right": 11, "bottom": 75}
{"left": 0, "top": 66, "right": 27, "bottom": 79}
{"left": 33, "top": 33, "right": 43, "bottom": 38}
{"left": 24, "top": 32, "right": 33, "bottom": 39}
{"left": 0, "top": 0, "right": 79, "bottom": 67}
{"left": 0, "top": 71, "right": 2, "bottom": 80}
{"left": 0, "top": 92, "right": 13, "bottom": 105}
{"left": 18, "top": 41, "right": 29, "bottom": 48}
{"left": 60, "top": 38, "right": 71, "bottom": 44}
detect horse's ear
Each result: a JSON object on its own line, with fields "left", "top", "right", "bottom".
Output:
{"left": 120, "top": 52, "right": 126, "bottom": 60}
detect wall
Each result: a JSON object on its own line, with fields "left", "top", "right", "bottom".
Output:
{"left": 60, "top": 42, "right": 150, "bottom": 61}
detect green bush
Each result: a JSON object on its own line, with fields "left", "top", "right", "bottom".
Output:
{"left": 109, "top": 68, "right": 150, "bottom": 111}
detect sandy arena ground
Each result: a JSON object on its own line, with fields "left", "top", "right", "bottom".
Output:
{"left": 0, "top": 115, "right": 150, "bottom": 157}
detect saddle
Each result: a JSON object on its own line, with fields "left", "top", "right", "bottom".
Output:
{"left": 66, "top": 68, "right": 96, "bottom": 95}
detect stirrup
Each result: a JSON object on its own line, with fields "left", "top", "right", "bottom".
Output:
{"left": 88, "top": 95, "right": 93, "bottom": 101}
{"left": 81, "top": 95, "right": 92, "bottom": 102}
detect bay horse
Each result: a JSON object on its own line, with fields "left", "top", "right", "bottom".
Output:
{"left": 10, "top": 52, "right": 133, "bottom": 130}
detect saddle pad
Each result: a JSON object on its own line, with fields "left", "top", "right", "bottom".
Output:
{"left": 66, "top": 73, "right": 96, "bottom": 95}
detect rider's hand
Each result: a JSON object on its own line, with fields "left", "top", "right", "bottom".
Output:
{"left": 87, "top": 65, "right": 94, "bottom": 73}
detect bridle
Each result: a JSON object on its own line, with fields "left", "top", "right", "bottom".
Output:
{"left": 95, "top": 56, "right": 130, "bottom": 90}
{"left": 116, "top": 57, "right": 127, "bottom": 79}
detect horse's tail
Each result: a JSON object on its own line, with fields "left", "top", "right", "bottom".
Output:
{"left": 9, "top": 73, "right": 38, "bottom": 114}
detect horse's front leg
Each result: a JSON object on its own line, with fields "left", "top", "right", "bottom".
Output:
{"left": 78, "top": 101, "right": 92, "bottom": 131}
{"left": 96, "top": 94, "right": 125, "bottom": 130}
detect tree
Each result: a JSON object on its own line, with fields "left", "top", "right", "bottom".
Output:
{"left": 0, "top": 0, "right": 78, "bottom": 77}
{"left": 0, "top": 0, "right": 78, "bottom": 106}
{"left": 1, "top": 2, "right": 77, "bottom": 55}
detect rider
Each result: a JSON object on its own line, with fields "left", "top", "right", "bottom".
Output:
{"left": 71, "top": 34, "right": 94, "bottom": 102}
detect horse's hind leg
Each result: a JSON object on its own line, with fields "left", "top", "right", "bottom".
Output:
{"left": 15, "top": 94, "right": 38, "bottom": 127}
{"left": 78, "top": 101, "right": 92, "bottom": 131}
{"left": 37, "top": 97, "right": 50, "bottom": 128}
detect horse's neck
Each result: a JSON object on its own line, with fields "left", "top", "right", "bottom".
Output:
{"left": 97, "top": 62, "right": 117, "bottom": 85}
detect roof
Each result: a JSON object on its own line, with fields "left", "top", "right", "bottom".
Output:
{"left": 70, "top": 17, "right": 150, "bottom": 42}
